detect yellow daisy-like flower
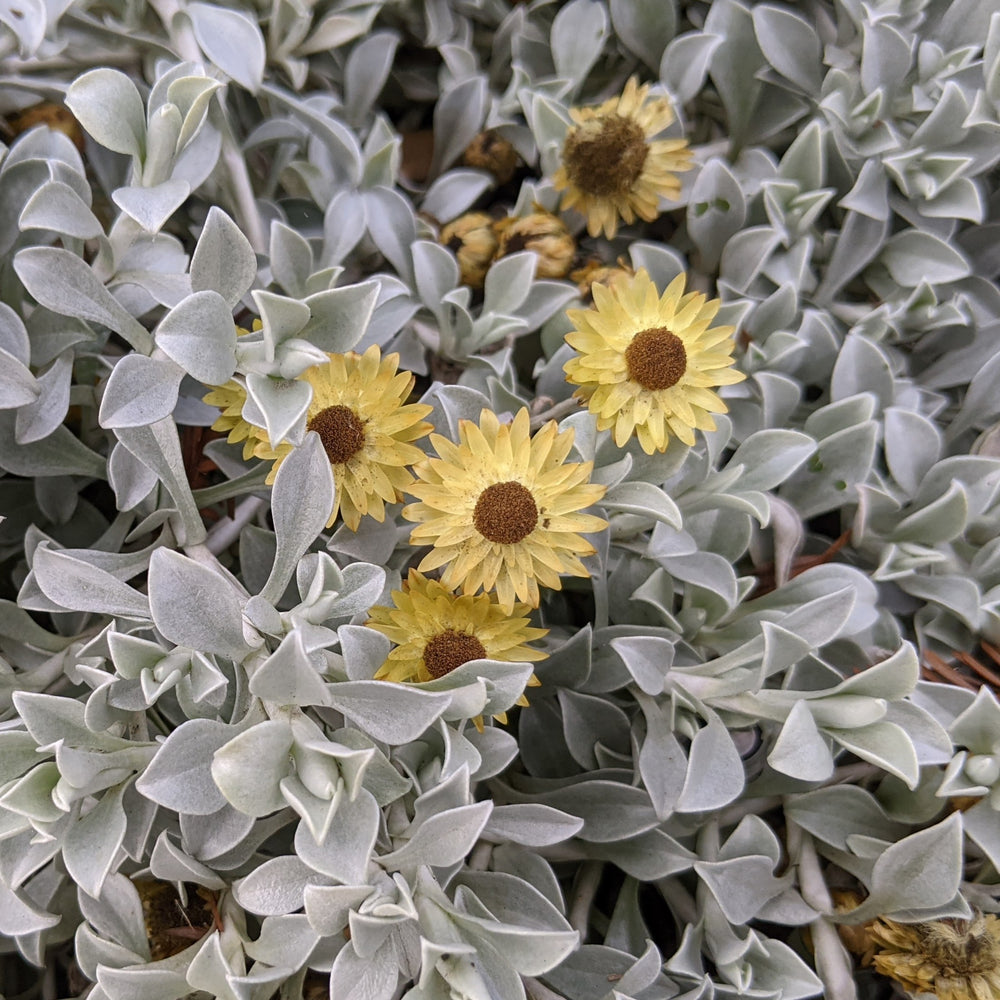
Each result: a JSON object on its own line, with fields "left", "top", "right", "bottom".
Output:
{"left": 203, "top": 320, "right": 270, "bottom": 460}
{"left": 403, "top": 408, "right": 608, "bottom": 612}
{"left": 870, "top": 913, "right": 1000, "bottom": 1000}
{"left": 564, "top": 268, "right": 745, "bottom": 453}
{"left": 553, "top": 76, "right": 693, "bottom": 238}
{"left": 255, "top": 345, "right": 433, "bottom": 531}
{"left": 368, "top": 570, "right": 546, "bottom": 727}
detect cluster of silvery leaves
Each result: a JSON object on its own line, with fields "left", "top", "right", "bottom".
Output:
{"left": 2, "top": 0, "right": 1000, "bottom": 998}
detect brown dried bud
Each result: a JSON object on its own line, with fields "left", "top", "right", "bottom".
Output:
{"left": 570, "top": 258, "right": 636, "bottom": 300}
{"left": 9, "top": 103, "right": 85, "bottom": 153}
{"left": 440, "top": 212, "right": 499, "bottom": 289}
{"left": 461, "top": 129, "right": 519, "bottom": 184}
{"left": 493, "top": 211, "right": 575, "bottom": 279}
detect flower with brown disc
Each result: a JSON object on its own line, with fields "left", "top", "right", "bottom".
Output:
{"left": 403, "top": 408, "right": 607, "bottom": 612}
{"left": 553, "top": 76, "right": 693, "bottom": 238}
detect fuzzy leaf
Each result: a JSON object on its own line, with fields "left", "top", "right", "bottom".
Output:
{"left": 99, "top": 354, "right": 184, "bottom": 429}
{"left": 112, "top": 180, "right": 191, "bottom": 234}
{"left": 31, "top": 543, "right": 150, "bottom": 619}
{"left": 147, "top": 548, "right": 249, "bottom": 660}
{"left": 63, "top": 782, "right": 128, "bottom": 897}
{"left": 191, "top": 206, "right": 258, "bottom": 308}
{"left": 381, "top": 801, "right": 492, "bottom": 875}
{"left": 610, "top": 0, "right": 675, "bottom": 70}
{"left": 551, "top": 0, "right": 609, "bottom": 82}
{"left": 212, "top": 721, "right": 293, "bottom": 817}
{"left": 154, "top": 290, "right": 237, "bottom": 385}
{"left": 66, "top": 68, "right": 145, "bottom": 159}
{"left": 14, "top": 247, "right": 151, "bottom": 353}
{"left": 188, "top": 2, "right": 266, "bottom": 92}
{"left": 676, "top": 715, "right": 745, "bottom": 812}
{"left": 881, "top": 230, "right": 971, "bottom": 286}
{"left": 135, "top": 719, "right": 233, "bottom": 815}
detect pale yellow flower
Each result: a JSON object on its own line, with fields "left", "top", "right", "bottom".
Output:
{"left": 368, "top": 570, "right": 545, "bottom": 728}
{"left": 564, "top": 268, "right": 745, "bottom": 453}
{"left": 255, "top": 346, "right": 432, "bottom": 531}
{"left": 403, "top": 408, "right": 607, "bottom": 612}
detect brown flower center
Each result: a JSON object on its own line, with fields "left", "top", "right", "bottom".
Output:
{"left": 920, "top": 918, "right": 1000, "bottom": 976}
{"left": 625, "top": 328, "right": 687, "bottom": 391}
{"left": 308, "top": 405, "right": 365, "bottom": 464}
{"left": 423, "top": 630, "right": 488, "bottom": 678}
{"left": 473, "top": 481, "right": 538, "bottom": 544}
{"left": 562, "top": 114, "right": 649, "bottom": 197}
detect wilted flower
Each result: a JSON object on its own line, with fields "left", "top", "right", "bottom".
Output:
{"left": 255, "top": 346, "right": 432, "bottom": 530}
{"left": 462, "top": 129, "right": 519, "bottom": 184}
{"left": 553, "top": 76, "right": 693, "bottom": 238}
{"left": 403, "top": 408, "right": 607, "bottom": 611}
{"left": 493, "top": 210, "right": 575, "bottom": 279}
{"left": 870, "top": 913, "right": 1000, "bottom": 1000}
{"left": 440, "top": 211, "right": 499, "bottom": 288}
{"left": 564, "top": 268, "right": 745, "bottom": 452}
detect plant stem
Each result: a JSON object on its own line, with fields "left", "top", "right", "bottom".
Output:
{"left": 655, "top": 875, "right": 698, "bottom": 926}
{"left": 525, "top": 979, "right": 566, "bottom": 1000}
{"left": 567, "top": 860, "right": 603, "bottom": 940}
{"left": 529, "top": 396, "right": 581, "bottom": 431}
{"left": 205, "top": 496, "right": 265, "bottom": 555}
{"left": 468, "top": 841, "right": 493, "bottom": 871}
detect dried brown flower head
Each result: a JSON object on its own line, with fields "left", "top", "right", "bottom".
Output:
{"left": 462, "top": 129, "right": 519, "bottom": 184}
{"left": 493, "top": 211, "right": 575, "bottom": 279}
{"left": 440, "top": 211, "right": 499, "bottom": 288}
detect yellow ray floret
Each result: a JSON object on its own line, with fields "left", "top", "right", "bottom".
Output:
{"left": 553, "top": 76, "right": 693, "bottom": 238}
{"left": 403, "top": 408, "right": 608, "bottom": 612}
{"left": 203, "top": 320, "right": 270, "bottom": 459}
{"left": 254, "top": 345, "right": 433, "bottom": 531}
{"left": 564, "top": 268, "right": 745, "bottom": 453}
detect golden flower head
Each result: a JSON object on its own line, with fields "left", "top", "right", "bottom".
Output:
{"left": 553, "top": 76, "right": 693, "bottom": 239}
{"left": 462, "top": 129, "right": 520, "bottom": 184}
{"left": 440, "top": 212, "right": 499, "bottom": 289}
{"left": 368, "top": 569, "right": 546, "bottom": 727}
{"left": 255, "top": 345, "right": 433, "bottom": 531}
{"left": 870, "top": 913, "right": 1000, "bottom": 1000}
{"left": 203, "top": 319, "right": 270, "bottom": 460}
{"left": 403, "top": 408, "right": 608, "bottom": 612}
{"left": 564, "top": 268, "right": 745, "bottom": 453}
{"left": 493, "top": 211, "right": 575, "bottom": 280}
{"left": 570, "top": 258, "right": 636, "bottom": 301}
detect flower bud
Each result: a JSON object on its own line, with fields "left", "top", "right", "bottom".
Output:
{"left": 440, "top": 212, "right": 499, "bottom": 288}
{"left": 493, "top": 211, "right": 575, "bottom": 279}
{"left": 9, "top": 102, "right": 85, "bottom": 152}
{"left": 570, "top": 258, "right": 635, "bottom": 300}
{"left": 461, "top": 129, "right": 519, "bottom": 184}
